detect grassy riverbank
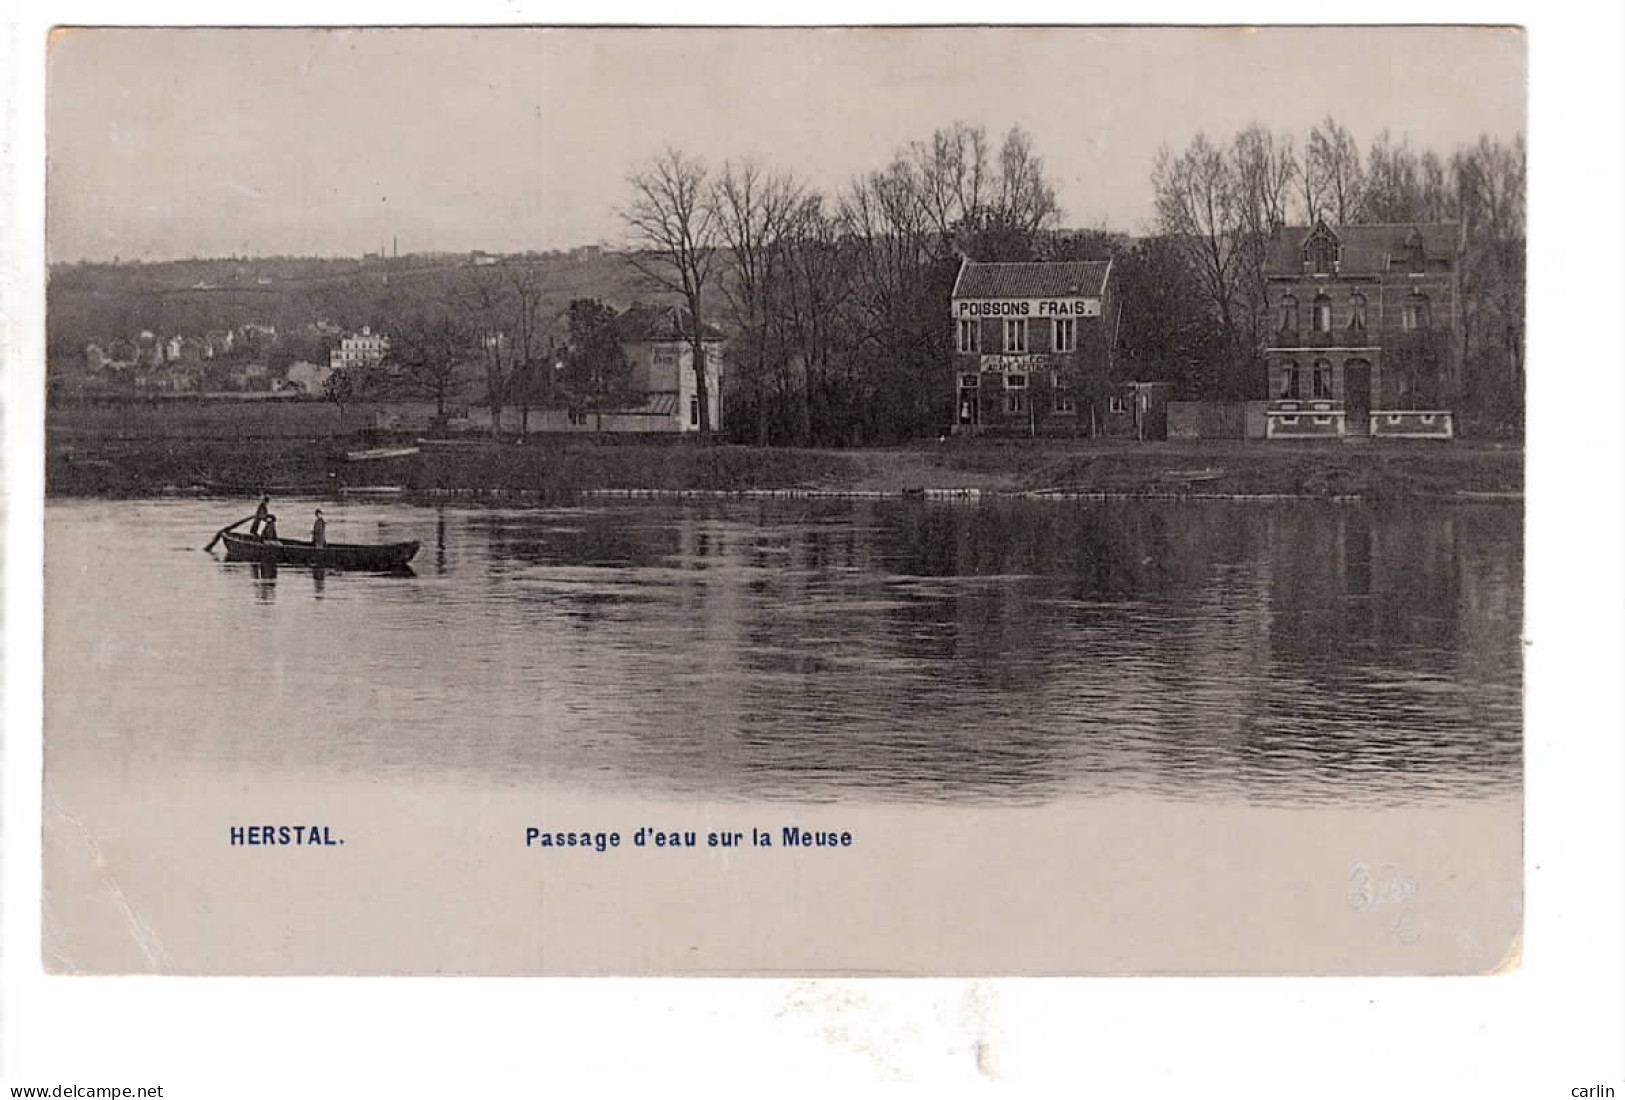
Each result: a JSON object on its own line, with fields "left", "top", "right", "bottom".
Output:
{"left": 45, "top": 398, "right": 1522, "bottom": 499}
{"left": 47, "top": 430, "right": 1523, "bottom": 501}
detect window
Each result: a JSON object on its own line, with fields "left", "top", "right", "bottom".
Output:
{"left": 1313, "top": 359, "right": 1334, "bottom": 399}
{"left": 1053, "top": 393, "right": 1076, "bottom": 414}
{"left": 1004, "top": 373, "right": 1028, "bottom": 390}
{"left": 959, "top": 373, "right": 980, "bottom": 389}
{"left": 1003, "top": 318, "right": 1028, "bottom": 354}
{"left": 1313, "top": 293, "right": 1333, "bottom": 334}
{"left": 1053, "top": 318, "right": 1076, "bottom": 353}
{"left": 1402, "top": 293, "right": 1432, "bottom": 331}
{"left": 654, "top": 347, "right": 680, "bottom": 367}
{"left": 1108, "top": 395, "right": 1128, "bottom": 414}
{"left": 1349, "top": 292, "right": 1367, "bottom": 333}
{"left": 1304, "top": 225, "right": 1342, "bottom": 273}
{"left": 957, "top": 318, "right": 980, "bottom": 354}
{"left": 1404, "top": 227, "right": 1426, "bottom": 269}
{"left": 1279, "top": 361, "right": 1302, "bottom": 399}
{"left": 1051, "top": 371, "right": 1070, "bottom": 390}
{"left": 689, "top": 396, "right": 699, "bottom": 426}
{"left": 1005, "top": 391, "right": 1027, "bottom": 414}
{"left": 1279, "top": 293, "right": 1299, "bottom": 334}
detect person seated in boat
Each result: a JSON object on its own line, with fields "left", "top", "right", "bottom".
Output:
{"left": 260, "top": 513, "right": 279, "bottom": 541}
{"left": 250, "top": 494, "right": 271, "bottom": 535}
{"left": 312, "top": 509, "right": 327, "bottom": 547}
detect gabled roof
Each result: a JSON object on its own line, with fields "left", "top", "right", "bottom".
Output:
{"left": 951, "top": 260, "right": 1112, "bottom": 300}
{"left": 615, "top": 302, "right": 725, "bottom": 343}
{"left": 1264, "top": 221, "right": 1461, "bottom": 275}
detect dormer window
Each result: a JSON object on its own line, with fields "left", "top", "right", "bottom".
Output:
{"left": 1302, "top": 221, "right": 1342, "bottom": 274}
{"left": 1404, "top": 227, "right": 1425, "bottom": 268}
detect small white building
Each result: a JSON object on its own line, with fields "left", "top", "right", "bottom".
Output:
{"left": 463, "top": 303, "right": 726, "bottom": 435}
{"left": 616, "top": 303, "right": 725, "bottom": 433}
{"left": 330, "top": 326, "right": 391, "bottom": 372}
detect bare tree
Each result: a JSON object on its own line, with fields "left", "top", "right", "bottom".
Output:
{"left": 459, "top": 266, "right": 516, "bottom": 436}
{"left": 909, "top": 121, "right": 991, "bottom": 240}
{"left": 1307, "top": 115, "right": 1366, "bottom": 225}
{"left": 620, "top": 148, "right": 720, "bottom": 436}
{"left": 1152, "top": 134, "right": 1245, "bottom": 344}
{"left": 1231, "top": 125, "right": 1297, "bottom": 236}
{"left": 713, "top": 159, "right": 805, "bottom": 446}
{"left": 458, "top": 261, "right": 551, "bottom": 436}
{"left": 503, "top": 262, "right": 550, "bottom": 435}
{"left": 1363, "top": 130, "right": 1425, "bottom": 222}
{"left": 839, "top": 155, "right": 955, "bottom": 440}
{"left": 379, "top": 312, "right": 473, "bottom": 426}
{"left": 993, "top": 124, "right": 1061, "bottom": 237}
{"left": 1230, "top": 125, "right": 1299, "bottom": 350}
{"left": 1418, "top": 149, "right": 1452, "bottom": 222}
{"left": 774, "top": 194, "right": 856, "bottom": 444}
{"left": 1452, "top": 134, "right": 1526, "bottom": 415}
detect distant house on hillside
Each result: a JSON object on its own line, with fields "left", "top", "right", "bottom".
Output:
{"left": 1262, "top": 219, "right": 1460, "bottom": 440}
{"left": 237, "top": 322, "right": 278, "bottom": 347}
{"left": 330, "top": 326, "right": 390, "bottom": 372}
{"left": 136, "top": 331, "right": 164, "bottom": 368}
{"left": 176, "top": 336, "right": 208, "bottom": 365}
{"left": 205, "top": 329, "right": 236, "bottom": 359}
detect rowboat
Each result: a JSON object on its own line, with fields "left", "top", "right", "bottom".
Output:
{"left": 221, "top": 530, "right": 419, "bottom": 571}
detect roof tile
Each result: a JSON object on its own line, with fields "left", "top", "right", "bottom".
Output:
{"left": 1264, "top": 222, "right": 1461, "bottom": 275}
{"left": 952, "top": 260, "right": 1111, "bottom": 299}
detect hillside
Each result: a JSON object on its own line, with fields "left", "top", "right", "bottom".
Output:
{"left": 45, "top": 251, "right": 670, "bottom": 368}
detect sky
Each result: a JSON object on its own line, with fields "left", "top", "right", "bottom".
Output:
{"left": 45, "top": 26, "right": 1526, "bottom": 262}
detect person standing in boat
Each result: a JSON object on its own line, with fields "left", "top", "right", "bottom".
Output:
{"left": 250, "top": 493, "right": 271, "bottom": 535}
{"left": 260, "top": 513, "right": 280, "bottom": 541}
{"left": 311, "top": 509, "right": 327, "bottom": 547}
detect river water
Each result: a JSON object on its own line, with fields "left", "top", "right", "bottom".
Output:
{"left": 43, "top": 496, "right": 1523, "bottom": 975}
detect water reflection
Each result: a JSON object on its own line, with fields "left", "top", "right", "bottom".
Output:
{"left": 251, "top": 559, "right": 276, "bottom": 602}
{"left": 48, "top": 497, "right": 1523, "bottom": 808}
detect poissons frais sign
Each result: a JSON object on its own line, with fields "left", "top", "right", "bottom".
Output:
{"left": 954, "top": 298, "right": 1100, "bottom": 318}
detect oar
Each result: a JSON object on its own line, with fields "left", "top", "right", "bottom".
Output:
{"left": 204, "top": 514, "right": 257, "bottom": 552}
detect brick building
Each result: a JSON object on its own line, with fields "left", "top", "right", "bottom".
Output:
{"left": 950, "top": 259, "right": 1117, "bottom": 436}
{"left": 1262, "top": 220, "right": 1461, "bottom": 440}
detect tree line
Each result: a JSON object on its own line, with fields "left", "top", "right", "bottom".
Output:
{"left": 618, "top": 125, "right": 1079, "bottom": 445}
{"left": 62, "top": 116, "right": 1522, "bottom": 442}
{"left": 616, "top": 116, "right": 1524, "bottom": 444}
